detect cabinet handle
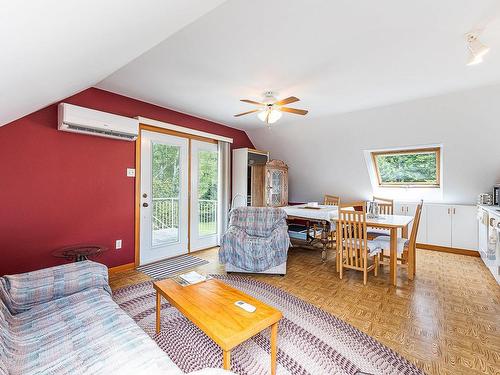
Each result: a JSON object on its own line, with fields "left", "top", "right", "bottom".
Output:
{"left": 453, "top": 208, "right": 456, "bottom": 215}
{"left": 447, "top": 208, "right": 450, "bottom": 214}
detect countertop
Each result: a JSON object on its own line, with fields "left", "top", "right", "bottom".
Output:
{"left": 478, "top": 204, "right": 500, "bottom": 217}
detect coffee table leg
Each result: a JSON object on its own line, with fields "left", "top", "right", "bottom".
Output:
{"left": 223, "top": 350, "right": 230, "bottom": 370}
{"left": 270, "top": 322, "right": 278, "bottom": 375}
{"left": 156, "top": 291, "right": 161, "bottom": 333}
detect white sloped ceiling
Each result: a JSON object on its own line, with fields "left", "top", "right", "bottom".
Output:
{"left": 98, "top": 0, "right": 500, "bottom": 130}
{"left": 0, "top": 0, "right": 226, "bottom": 126}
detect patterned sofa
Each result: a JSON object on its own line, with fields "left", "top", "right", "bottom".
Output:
{"left": 0, "top": 261, "right": 232, "bottom": 375}
{"left": 219, "top": 207, "right": 291, "bottom": 275}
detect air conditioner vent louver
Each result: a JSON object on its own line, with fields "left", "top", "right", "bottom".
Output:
{"left": 58, "top": 103, "right": 139, "bottom": 141}
{"left": 66, "top": 124, "right": 136, "bottom": 140}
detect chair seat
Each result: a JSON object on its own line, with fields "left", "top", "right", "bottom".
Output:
{"left": 342, "top": 239, "right": 382, "bottom": 256}
{"left": 374, "top": 236, "right": 409, "bottom": 254}
{"left": 367, "top": 228, "right": 390, "bottom": 236}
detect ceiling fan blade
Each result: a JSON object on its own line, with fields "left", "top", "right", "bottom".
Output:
{"left": 234, "top": 109, "right": 260, "bottom": 117}
{"left": 280, "top": 107, "right": 308, "bottom": 115}
{"left": 274, "top": 96, "right": 299, "bottom": 106}
{"left": 240, "top": 99, "right": 265, "bottom": 106}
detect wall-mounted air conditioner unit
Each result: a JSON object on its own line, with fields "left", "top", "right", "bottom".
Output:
{"left": 58, "top": 103, "right": 139, "bottom": 141}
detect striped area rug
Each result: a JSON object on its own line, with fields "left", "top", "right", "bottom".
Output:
{"left": 113, "top": 275, "right": 425, "bottom": 375}
{"left": 136, "top": 255, "right": 209, "bottom": 280}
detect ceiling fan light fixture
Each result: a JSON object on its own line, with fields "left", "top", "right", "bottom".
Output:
{"left": 466, "top": 32, "right": 490, "bottom": 66}
{"left": 234, "top": 92, "right": 307, "bottom": 125}
{"left": 258, "top": 108, "right": 282, "bottom": 124}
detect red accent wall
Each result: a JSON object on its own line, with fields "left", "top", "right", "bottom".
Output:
{"left": 0, "top": 88, "right": 254, "bottom": 275}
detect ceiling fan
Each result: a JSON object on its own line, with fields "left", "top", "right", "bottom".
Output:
{"left": 234, "top": 91, "right": 308, "bottom": 125}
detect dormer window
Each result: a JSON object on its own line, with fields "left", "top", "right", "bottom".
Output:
{"left": 370, "top": 147, "right": 441, "bottom": 188}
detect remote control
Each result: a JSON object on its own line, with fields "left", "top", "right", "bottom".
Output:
{"left": 234, "top": 300, "right": 256, "bottom": 313}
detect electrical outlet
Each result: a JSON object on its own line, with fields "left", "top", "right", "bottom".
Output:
{"left": 115, "top": 240, "right": 122, "bottom": 250}
{"left": 126, "top": 168, "right": 135, "bottom": 177}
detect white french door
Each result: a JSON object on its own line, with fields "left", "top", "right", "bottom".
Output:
{"left": 139, "top": 130, "right": 189, "bottom": 265}
{"left": 190, "top": 140, "right": 219, "bottom": 251}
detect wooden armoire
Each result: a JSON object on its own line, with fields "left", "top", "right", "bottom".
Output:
{"left": 232, "top": 148, "right": 288, "bottom": 207}
{"left": 251, "top": 160, "right": 289, "bottom": 207}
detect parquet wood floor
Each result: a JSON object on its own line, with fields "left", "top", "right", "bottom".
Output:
{"left": 109, "top": 247, "right": 500, "bottom": 375}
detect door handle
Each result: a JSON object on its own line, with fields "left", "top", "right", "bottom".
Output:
{"left": 142, "top": 203, "right": 149, "bottom": 208}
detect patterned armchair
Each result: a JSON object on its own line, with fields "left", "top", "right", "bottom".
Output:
{"left": 219, "top": 207, "right": 290, "bottom": 274}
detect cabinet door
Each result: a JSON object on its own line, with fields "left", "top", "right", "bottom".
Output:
{"left": 478, "top": 209, "right": 488, "bottom": 256}
{"left": 451, "top": 205, "right": 478, "bottom": 250}
{"left": 394, "top": 202, "right": 407, "bottom": 215}
{"left": 268, "top": 168, "right": 284, "bottom": 207}
{"left": 426, "top": 205, "right": 452, "bottom": 247}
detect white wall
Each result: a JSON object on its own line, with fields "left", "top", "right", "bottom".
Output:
{"left": 247, "top": 84, "right": 500, "bottom": 205}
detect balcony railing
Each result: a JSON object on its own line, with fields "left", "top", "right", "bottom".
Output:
{"left": 199, "top": 199, "right": 218, "bottom": 236}
{"left": 152, "top": 198, "right": 217, "bottom": 236}
{"left": 152, "top": 198, "right": 179, "bottom": 230}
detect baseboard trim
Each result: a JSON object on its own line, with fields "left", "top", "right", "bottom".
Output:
{"left": 108, "top": 262, "right": 135, "bottom": 274}
{"left": 417, "top": 243, "right": 480, "bottom": 257}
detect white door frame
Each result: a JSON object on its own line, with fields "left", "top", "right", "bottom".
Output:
{"left": 190, "top": 140, "right": 220, "bottom": 251}
{"left": 139, "top": 130, "right": 189, "bottom": 265}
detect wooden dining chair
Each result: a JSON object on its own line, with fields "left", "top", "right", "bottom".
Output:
{"left": 373, "top": 200, "right": 423, "bottom": 278}
{"left": 367, "top": 196, "right": 394, "bottom": 261}
{"left": 337, "top": 202, "right": 381, "bottom": 285}
{"left": 324, "top": 194, "right": 341, "bottom": 206}
{"left": 320, "top": 194, "right": 341, "bottom": 249}
{"left": 373, "top": 196, "right": 394, "bottom": 214}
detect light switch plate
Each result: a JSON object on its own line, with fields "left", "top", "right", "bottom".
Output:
{"left": 115, "top": 240, "right": 122, "bottom": 249}
{"left": 126, "top": 168, "right": 135, "bottom": 177}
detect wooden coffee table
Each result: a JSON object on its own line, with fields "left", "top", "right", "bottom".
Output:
{"left": 153, "top": 278, "right": 282, "bottom": 374}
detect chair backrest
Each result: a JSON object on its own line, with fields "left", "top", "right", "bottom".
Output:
{"left": 324, "top": 194, "right": 340, "bottom": 206}
{"left": 408, "top": 200, "right": 423, "bottom": 251}
{"left": 337, "top": 202, "right": 368, "bottom": 267}
{"left": 373, "top": 196, "right": 394, "bottom": 215}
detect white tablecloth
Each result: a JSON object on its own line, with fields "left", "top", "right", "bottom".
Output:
{"left": 282, "top": 204, "right": 339, "bottom": 223}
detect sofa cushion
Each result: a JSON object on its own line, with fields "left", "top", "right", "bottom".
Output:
{"left": 0, "top": 261, "right": 111, "bottom": 314}
{"left": 2, "top": 287, "right": 182, "bottom": 375}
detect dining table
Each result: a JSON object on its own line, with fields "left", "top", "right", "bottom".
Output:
{"left": 282, "top": 204, "right": 414, "bottom": 286}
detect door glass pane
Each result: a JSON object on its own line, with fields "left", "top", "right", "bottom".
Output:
{"left": 151, "top": 142, "right": 180, "bottom": 247}
{"left": 198, "top": 149, "right": 218, "bottom": 237}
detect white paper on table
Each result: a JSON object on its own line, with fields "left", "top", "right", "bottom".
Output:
{"left": 179, "top": 271, "right": 206, "bottom": 284}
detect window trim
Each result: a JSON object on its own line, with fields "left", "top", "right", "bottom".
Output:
{"left": 370, "top": 147, "right": 441, "bottom": 188}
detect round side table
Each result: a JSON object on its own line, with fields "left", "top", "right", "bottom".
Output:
{"left": 52, "top": 245, "right": 108, "bottom": 262}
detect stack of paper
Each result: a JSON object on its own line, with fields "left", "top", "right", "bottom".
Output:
{"left": 179, "top": 271, "right": 207, "bottom": 285}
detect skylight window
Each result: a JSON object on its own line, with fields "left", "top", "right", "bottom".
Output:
{"left": 371, "top": 147, "right": 441, "bottom": 188}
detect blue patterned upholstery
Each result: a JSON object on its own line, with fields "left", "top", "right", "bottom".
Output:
{"left": 0, "top": 261, "right": 183, "bottom": 375}
{"left": 219, "top": 207, "right": 290, "bottom": 272}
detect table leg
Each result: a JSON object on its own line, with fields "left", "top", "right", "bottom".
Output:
{"left": 321, "top": 221, "right": 328, "bottom": 262}
{"left": 223, "top": 350, "right": 231, "bottom": 370}
{"left": 270, "top": 322, "right": 278, "bottom": 375}
{"left": 390, "top": 227, "right": 397, "bottom": 286}
{"left": 402, "top": 224, "right": 408, "bottom": 239}
{"left": 156, "top": 291, "right": 161, "bottom": 334}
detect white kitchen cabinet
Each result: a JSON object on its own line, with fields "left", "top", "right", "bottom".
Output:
{"left": 451, "top": 205, "right": 478, "bottom": 250}
{"left": 426, "top": 205, "right": 452, "bottom": 247}
{"left": 398, "top": 202, "right": 477, "bottom": 250}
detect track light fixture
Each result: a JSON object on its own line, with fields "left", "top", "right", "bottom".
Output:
{"left": 466, "top": 32, "right": 490, "bottom": 66}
